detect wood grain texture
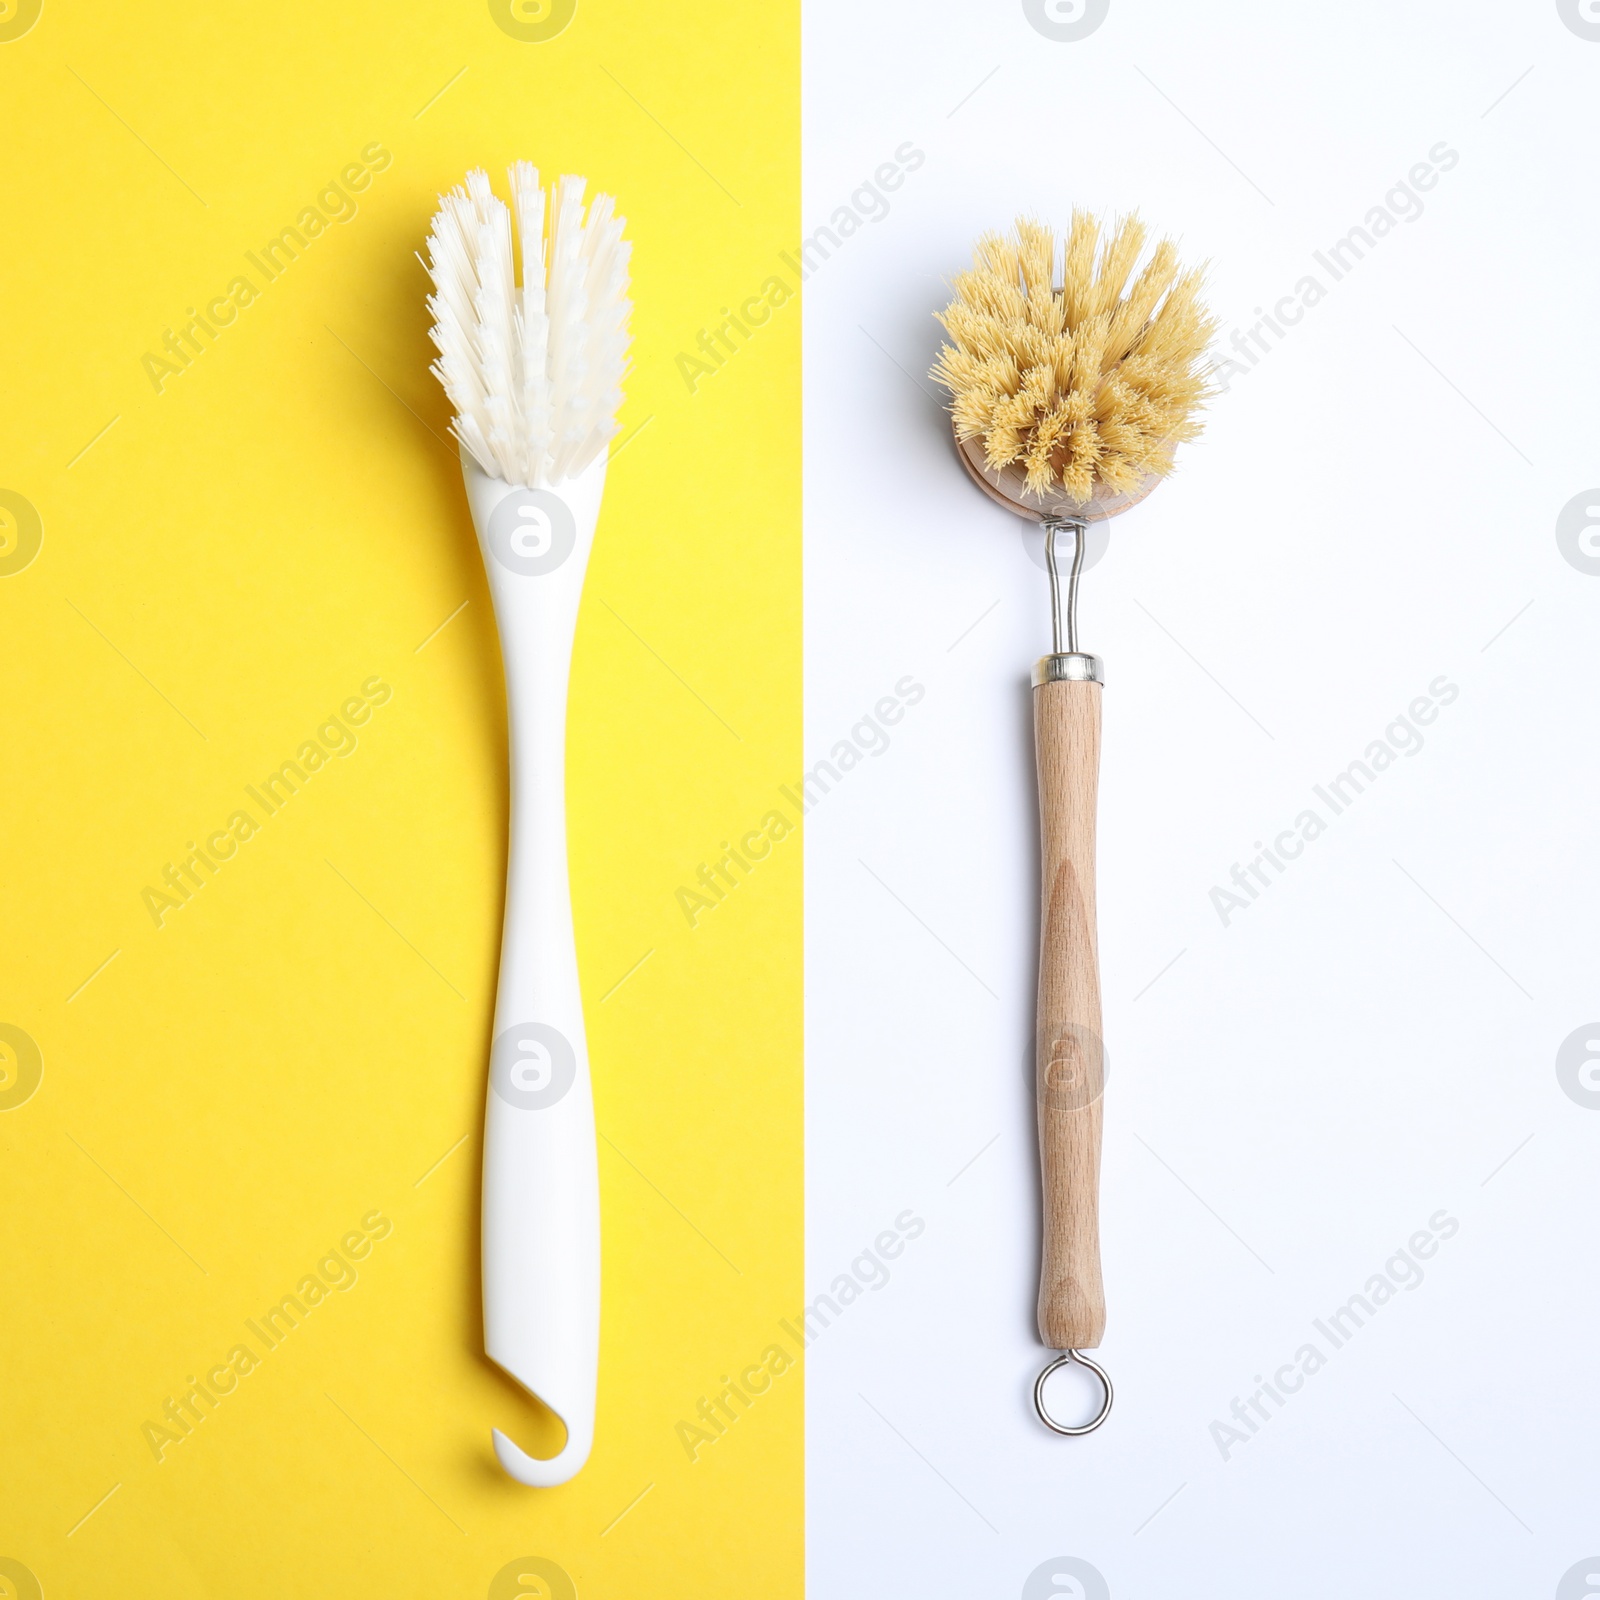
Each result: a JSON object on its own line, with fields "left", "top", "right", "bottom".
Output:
{"left": 1033, "top": 677, "right": 1106, "bottom": 1351}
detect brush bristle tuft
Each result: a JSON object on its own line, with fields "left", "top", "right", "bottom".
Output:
{"left": 425, "top": 166, "right": 632, "bottom": 487}
{"left": 931, "top": 213, "right": 1215, "bottom": 502}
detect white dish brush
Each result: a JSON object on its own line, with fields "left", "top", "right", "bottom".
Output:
{"left": 425, "top": 163, "right": 631, "bottom": 1487}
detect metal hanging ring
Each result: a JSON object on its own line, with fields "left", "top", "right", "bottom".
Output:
{"left": 1033, "top": 1349, "right": 1114, "bottom": 1436}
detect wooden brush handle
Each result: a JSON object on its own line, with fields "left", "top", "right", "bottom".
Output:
{"left": 1033, "top": 675, "right": 1106, "bottom": 1351}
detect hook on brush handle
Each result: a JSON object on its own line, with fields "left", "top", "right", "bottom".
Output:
{"left": 1032, "top": 657, "right": 1106, "bottom": 1353}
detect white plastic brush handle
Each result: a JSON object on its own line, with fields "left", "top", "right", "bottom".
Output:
{"left": 464, "top": 450, "right": 605, "bottom": 1487}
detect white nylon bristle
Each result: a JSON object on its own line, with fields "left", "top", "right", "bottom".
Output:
{"left": 425, "top": 165, "right": 632, "bottom": 488}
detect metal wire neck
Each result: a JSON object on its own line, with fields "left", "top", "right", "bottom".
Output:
{"left": 1042, "top": 516, "right": 1087, "bottom": 655}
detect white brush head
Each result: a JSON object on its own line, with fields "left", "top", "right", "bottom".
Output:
{"left": 425, "top": 165, "right": 632, "bottom": 489}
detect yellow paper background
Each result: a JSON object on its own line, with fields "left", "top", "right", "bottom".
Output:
{"left": 0, "top": 1, "right": 800, "bottom": 1594}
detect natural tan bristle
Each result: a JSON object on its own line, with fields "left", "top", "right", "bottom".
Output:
{"left": 931, "top": 213, "right": 1217, "bottom": 503}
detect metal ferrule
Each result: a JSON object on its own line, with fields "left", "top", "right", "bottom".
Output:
{"left": 1033, "top": 652, "right": 1104, "bottom": 688}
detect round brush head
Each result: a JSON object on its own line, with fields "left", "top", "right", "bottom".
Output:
{"left": 932, "top": 212, "right": 1216, "bottom": 522}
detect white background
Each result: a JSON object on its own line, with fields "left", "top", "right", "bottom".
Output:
{"left": 803, "top": 2, "right": 1600, "bottom": 1594}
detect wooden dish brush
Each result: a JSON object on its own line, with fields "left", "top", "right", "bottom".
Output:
{"left": 932, "top": 211, "right": 1216, "bottom": 1433}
